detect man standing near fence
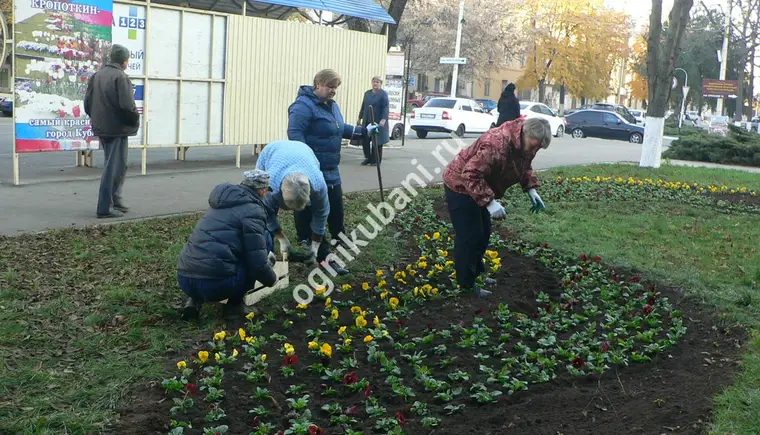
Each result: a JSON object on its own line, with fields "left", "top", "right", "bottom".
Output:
{"left": 84, "top": 44, "right": 140, "bottom": 219}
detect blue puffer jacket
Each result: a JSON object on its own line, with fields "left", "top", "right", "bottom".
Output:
{"left": 176, "top": 183, "right": 277, "bottom": 287}
{"left": 287, "top": 85, "right": 365, "bottom": 185}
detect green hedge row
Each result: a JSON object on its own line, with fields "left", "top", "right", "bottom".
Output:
{"left": 663, "top": 125, "right": 760, "bottom": 167}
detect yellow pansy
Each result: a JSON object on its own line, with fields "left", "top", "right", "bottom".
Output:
{"left": 362, "top": 282, "right": 370, "bottom": 291}
{"left": 177, "top": 360, "right": 187, "bottom": 370}
{"left": 320, "top": 343, "right": 333, "bottom": 358}
{"left": 297, "top": 303, "right": 308, "bottom": 310}
{"left": 246, "top": 312, "right": 255, "bottom": 320}
{"left": 408, "top": 269, "right": 416, "bottom": 277}
{"left": 431, "top": 287, "right": 439, "bottom": 295}
{"left": 213, "top": 331, "right": 226, "bottom": 341}
{"left": 215, "top": 353, "right": 221, "bottom": 362}
{"left": 433, "top": 232, "right": 441, "bottom": 240}
{"left": 493, "top": 258, "right": 501, "bottom": 265}
{"left": 418, "top": 261, "right": 428, "bottom": 269}
{"left": 389, "top": 297, "right": 399, "bottom": 310}
{"left": 245, "top": 336, "right": 255, "bottom": 344}
{"left": 308, "top": 341, "right": 319, "bottom": 350}
{"left": 355, "top": 316, "right": 368, "bottom": 328}
{"left": 315, "top": 285, "right": 327, "bottom": 295}
{"left": 261, "top": 354, "right": 267, "bottom": 362}
{"left": 378, "top": 280, "right": 387, "bottom": 289}
{"left": 338, "top": 326, "right": 347, "bottom": 335}
{"left": 364, "top": 335, "right": 374, "bottom": 343}
{"left": 331, "top": 309, "right": 339, "bottom": 320}
{"left": 341, "top": 284, "right": 352, "bottom": 292}
{"left": 344, "top": 338, "right": 352, "bottom": 346}
{"left": 284, "top": 343, "right": 295, "bottom": 355}
{"left": 232, "top": 349, "right": 239, "bottom": 358}
{"left": 376, "top": 270, "right": 384, "bottom": 277}
{"left": 238, "top": 328, "right": 247, "bottom": 341}
{"left": 325, "top": 297, "right": 332, "bottom": 308}
{"left": 373, "top": 316, "right": 381, "bottom": 327}
{"left": 380, "top": 291, "right": 389, "bottom": 299}
{"left": 198, "top": 351, "right": 209, "bottom": 363}
{"left": 424, "top": 234, "right": 431, "bottom": 240}
{"left": 351, "top": 306, "right": 362, "bottom": 314}
{"left": 434, "top": 264, "right": 444, "bottom": 271}
{"left": 445, "top": 260, "right": 454, "bottom": 266}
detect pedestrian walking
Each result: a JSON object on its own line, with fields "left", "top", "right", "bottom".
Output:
{"left": 496, "top": 83, "right": 521, "bottom": 127}
{"left": 357, "top": 76, "right": 390, "bottom": 166}
{"left": 442, "top": 117, "right": 552, "bottom": 297}
{"left": 176, "top": 169, "right": 278, "bottom": 321}
{"left": 287, "top": 69, "right": 378, "bottom": 275}
{"left": 255, "top": 140, "right": 332, "bottom": 265}
{"left": 84, "top": 44, "right": 140, "bottom": 219}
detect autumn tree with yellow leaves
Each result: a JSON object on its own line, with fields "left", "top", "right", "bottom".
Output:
{"left": 627, "top": 33, "right": 649, "bottom": 106}
{"left": 515, "top": 0, "right": 630, "bottom": 104}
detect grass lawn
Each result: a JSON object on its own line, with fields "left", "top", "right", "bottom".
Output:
{"left": 0, "top": 163, "right": 758, "bottom": 433}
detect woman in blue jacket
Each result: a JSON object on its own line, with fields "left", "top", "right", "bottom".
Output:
{"left": 357, "top": 76, "right": 390, "bottom": 166}
{"left": 287, "top": 69, "right": 377, "bottom": 275}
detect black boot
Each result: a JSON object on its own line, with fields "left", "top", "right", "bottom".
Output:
{"left": 222, "top": 298, "right": 246, "bottom": 321}
{"left": 181, "top": 297, "right": 202, "bottom": 321}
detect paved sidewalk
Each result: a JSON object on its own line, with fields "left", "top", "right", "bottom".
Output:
{"left": 0, "top": 136, "right": 756, "bottom": 236}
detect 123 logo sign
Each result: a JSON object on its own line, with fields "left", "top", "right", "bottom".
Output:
{"left": 118, "top": 6, "right": 145, "bottom": 40}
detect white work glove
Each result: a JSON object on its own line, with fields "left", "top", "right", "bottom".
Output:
{"left": 366, "top": 123, "right": 379, "bottom": 135}
{"left": 310, "top": 240, "right": 321, "bottom": 256}
{"left": 276, "top": 234, "right": 291, "bottom": 260}
{"left": 267, "top": 252, "right": 277, "bottom": 268}
{"left": 486, "top": 200, "right": 507, "bottom": 220}
{"left": 527, "top": 188, "right": 546, "bottom": 213}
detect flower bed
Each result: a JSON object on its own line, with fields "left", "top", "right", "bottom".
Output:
{"left": 153, "top": 197, "right": 703, "bottom": 435}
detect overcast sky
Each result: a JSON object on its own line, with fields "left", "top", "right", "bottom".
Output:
{"left": 605, "top": 0, "right": 726, "bottom": 31}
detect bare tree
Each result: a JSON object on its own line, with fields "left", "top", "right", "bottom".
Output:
{"left": 728, "top": 0, "right": 760, "bottom": 121}
{"left": 640, "top": 0, "right": 694, "bottom": 168}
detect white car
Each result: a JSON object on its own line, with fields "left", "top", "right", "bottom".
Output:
{"left": 494, "top": 102, "right": 567, "bottom": 137}
{"left": 629, "top": 109, "right": 646, "bottom": 126}
{"left": 410, "top": 97, "right": 497, "bottom": 138}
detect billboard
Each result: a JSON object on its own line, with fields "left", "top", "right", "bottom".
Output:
{"left": 14, "top": 0, "right": 113, "bottom": 152}
{"left": 702, "top": 79, "right": 739, "bottom": 99}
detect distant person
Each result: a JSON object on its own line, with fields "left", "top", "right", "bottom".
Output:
{"left": 357, "top": 76, "right": 390, "bottom": 166}
{"left": 176, "top": 169, "right": 278, "bottom": 321}
{"left": 496, "top": 83, "right": 520, "bottom": 127}
{"left": 255, "top": 140, "right": 332, "bottom": 266}
{"left": 287, "top": 69, "right": 378, "bottom": 275}
{"left": 442, "top": 117, "right": 552, "bottom": 297}
{"left": 84, "top": 44, "right": 140, "bottom": 219}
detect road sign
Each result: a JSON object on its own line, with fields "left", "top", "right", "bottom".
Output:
{"left": 702, "top": 79, "right": 738, "bottom": 98}
{"left": 682, "top": 86, "right": 690, "bottom": 96}
{"left": 408, "top": 76, "right": 416, "bottom": 87}
{"left": 440, "top": 57, "right": 467, "bottom": 65}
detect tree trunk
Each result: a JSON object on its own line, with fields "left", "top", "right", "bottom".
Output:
{"left": 735, "top": 53, "right": 746, "bottom": 122}
{"left": 382, "top": 0, "right": 408, "bottom": 50}
{"left": 538, "top": 79, "right": 546, "bottom": 104}
{"left": 749, "top": 46, "right": 756, "bottom": 119}
{"left": 559, "top": 83, "right": 566, "bottom": 115}
{"left": 346, "top": 18, "right": 371, "bottom": 33}
{"left": 641, "top": 0, "right": 694, "bottom": 168}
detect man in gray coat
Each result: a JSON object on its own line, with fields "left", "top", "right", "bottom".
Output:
{"left": 84, "top": 44, "right": 140, "bottom": 219}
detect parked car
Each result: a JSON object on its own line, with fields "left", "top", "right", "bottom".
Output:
{"left": 410, "top": 97, "right": 496, "bottom": 138}
{"left": 0, "top": 97, "right": 12, "bottom": 116}
{"left": 590, "top": 103, "right": 637, "bottom": 124}
{"left": 474, "top": 98, "right": 497, "bottom": 113}
{"left": 507, "top": 101, "right": 567, "bottom": 137}
{"left": 407, "top": 92, "right": 448, "bottom": 108}
{"left": 628, "top": 109, "right": 646, "bottom": 126}
{"left": 565, "top": 109, "right": 645, "bottom": 143}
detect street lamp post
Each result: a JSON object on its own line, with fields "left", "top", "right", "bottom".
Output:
{"left": 450, "top": 0, "right": 465, "bottom": 98}
{"left": 674, "top": 68, "right": 688, "bottom": 129}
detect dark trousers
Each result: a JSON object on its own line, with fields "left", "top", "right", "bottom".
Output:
{"left": 97, "top": 136, "right": 129, "bottom": 215}
{"left": 445, "top": 186, "right": 491, "bottom": 289}
{"left": 294, "top": 184, "right": 344, "bottom": 262}
{"left": 177, "top": 232, "right": 274, "bottom": 303}
{"left": 361, "top": 135, "right": 383, "bottom": 164}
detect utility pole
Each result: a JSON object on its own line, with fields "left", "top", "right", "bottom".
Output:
{"left": 450, "top": 0, "right": 465, "bottom": 98}
{"left": 717, "top": 0, "right": 731, "bottom": 115}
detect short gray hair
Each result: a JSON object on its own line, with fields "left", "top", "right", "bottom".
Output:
{"left": 281, "top": 172, "right": 311, "bottom": 211}
{"left": 241, "top": 168, "right": 270, "bottom": 189}
{"left": 523, "top": 117, "right": 552, "bottom": 149}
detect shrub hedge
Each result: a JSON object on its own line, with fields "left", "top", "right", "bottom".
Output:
{"left": 663, "top": 125, "right": 760, "bottom": 167}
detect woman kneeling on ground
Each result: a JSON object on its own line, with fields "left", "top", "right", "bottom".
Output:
{"left": 176, "top": 169, "right": 278, "bottom": 321}
{"left": 442, "top": 117, "right": 552, "bottom": 297}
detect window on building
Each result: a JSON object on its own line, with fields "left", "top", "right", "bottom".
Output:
{"left": 484, "top": 81, "right": 491, "bottom": 96}
{"left": 434, "top": 78, "right": 441, "bottom": 92}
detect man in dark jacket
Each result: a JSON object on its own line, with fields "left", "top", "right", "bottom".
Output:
{"left": 84, "top": 44, "right": 140, "bottom": 219}
{"left": 176, "top": 169, "right": 278, "bottom": 321}
{"left": 357, "top": 76, "right": 390, "bottom": 166}
{"left": 496, "top": 83, "right": 521, "bottom": 127}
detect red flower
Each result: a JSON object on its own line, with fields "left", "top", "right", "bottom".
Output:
{"left": 414, "top": 217, "right": 420, "bottom": 223}
{"left": 343, "top": 371, "right": 358, "bottom": 385}
{"left": 363, "top": 384, "right": 372, "bottom": 398}
{"left": 308, "top": 425, "right": 324, "bottom": 435}
{"left": 601, "top": 342, "right": 609, "bottom": 353}
{"left": 642, "top": 305, "right": 654, "bottom": 315}
{"left": 58, "top": 109, "right": 66, "bottom": 118}
{"left": 531, "top": 312, "right": 539, "bottom": 319}
{"left": 628, "top": 276, "right": 642, "bottom": 283}
{"left": 346, "top": 405, "right": 358, "bottom": 415}
{"left": 185, "top": 383, "right": 198, "bottom": 397}
{"left": 283, "top": 354, "right": 299, "bottom": 366}
{"left": 394, "top": 319, "right": 405, "bottom": 328}
{"left": 579, "top": 254, "right": 589, "bottom": 262}
{"left": 647, "top": 294, "right": 657, "bottom": 305}
{"left": 72, "top": 105, "right": 81, "bottom": 118}
{"left": 593, "top": 255, "right": 602, "bottom": 263}
{"left": 582, "top": 269, "right": 589, "bottom": 276}
{"left": 276, "top": 431, "right": 284, "bottom": 435}
{"left": 542, "top": 243, "right": 550, "bottom": 249}
{"left": 396, "top": 410, "right": 407, "bottom": 427}
{"left": 435, "top": 213, "right": 441, "bottom": 219}
{"left": 427, "top": 322, "right": 433, "bottom": 331}
{"left": 80, "top": 75, "right": 88, "bottom": 83}
{"left": 571, "top": 356, "right": 585, "bottom": 369}
{"left": 474, "top": 308, "right": 484, "bottom": 315}
{"left": 253, "top": 416, "right": 261, "bottom": 428}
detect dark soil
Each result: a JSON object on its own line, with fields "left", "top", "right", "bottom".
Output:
{"left": 113, "top": 198, "right": 746, "bottom": 435}
{"left": 709, "top": 191, "right": 760, "bottom": 207}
